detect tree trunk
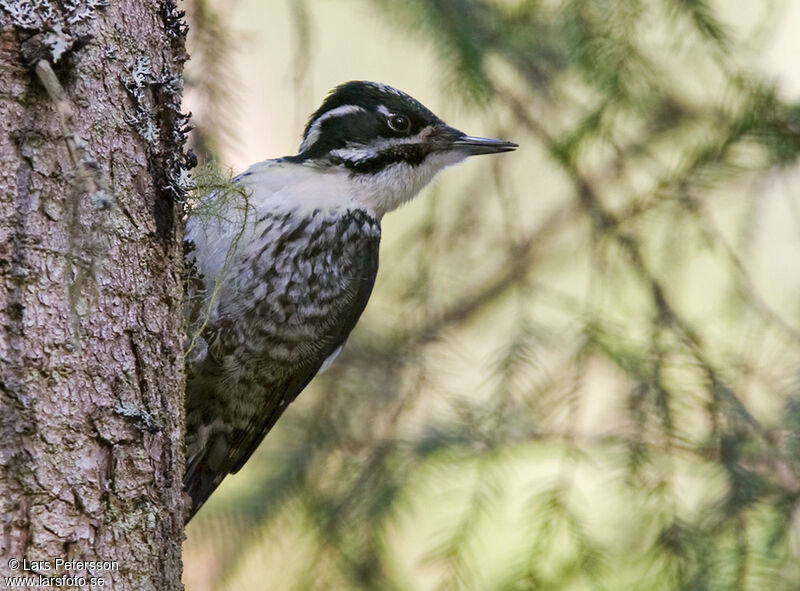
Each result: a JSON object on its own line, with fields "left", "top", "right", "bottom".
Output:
{"left": 0, "top": 2, "right": 187, "bottom": 589}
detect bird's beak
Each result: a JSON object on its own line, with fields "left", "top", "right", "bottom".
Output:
{"left": 436, "top": 125, "right": 518, "bottom": 156}
{"left": 451, "top": 135, "right": 518, "bottom": 155}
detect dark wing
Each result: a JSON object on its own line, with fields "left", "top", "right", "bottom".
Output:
{"left": 184, "top": 358, "right": 323, "bottom": 520}
{"left": 184, "top": 226, "right": 379, "bottom": 521}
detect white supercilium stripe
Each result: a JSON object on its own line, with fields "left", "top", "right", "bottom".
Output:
{"left": 299, "top": 105, "right": 367, "bottom": 152}
{"left": 329, "top": 125, "right": 436, "bottom": 162}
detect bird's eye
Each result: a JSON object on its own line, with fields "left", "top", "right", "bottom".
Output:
{"left": 387, "top": 114, "right": 411, "bottom": 133}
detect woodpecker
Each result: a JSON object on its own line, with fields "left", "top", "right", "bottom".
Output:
{"left": 183, "top": 81, "right": 517, "bottom": 521}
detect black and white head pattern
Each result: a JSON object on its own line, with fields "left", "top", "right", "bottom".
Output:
{"left": 286, "top": 81, "right": 470, "bottom": 216}
{"left": 296, "top": 81, "right": 439, "bottom": 158}
{"left": 294, "top": 81, "right": 471, "bottom": 171}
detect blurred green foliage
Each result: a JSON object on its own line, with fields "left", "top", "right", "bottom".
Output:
{"left": 183, "top": 1, "right": 800, "bottom": 589}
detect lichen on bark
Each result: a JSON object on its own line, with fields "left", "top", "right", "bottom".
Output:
{"left": 0, "top": 1, "right": 189, "bottom": 588}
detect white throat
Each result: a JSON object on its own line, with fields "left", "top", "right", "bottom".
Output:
{"left": 347, "top": 150, "right": 467, "bottom": 218}
{"left": 225, "top": 149, "right": 467, "bottom": 223}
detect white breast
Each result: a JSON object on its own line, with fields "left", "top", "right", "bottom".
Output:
{"left": 185, "top": 151, "right": 461, "bottom": 285}
{"left": 186, "top": 160, "right": 363, "bottom": 286}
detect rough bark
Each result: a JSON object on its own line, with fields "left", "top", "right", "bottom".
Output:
{"left": 0, "top": 1, "right": 188, "bottom": 589}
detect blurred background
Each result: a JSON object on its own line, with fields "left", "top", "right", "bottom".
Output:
{"left": 181, "top": 1, "right": 800, "bottom": 589}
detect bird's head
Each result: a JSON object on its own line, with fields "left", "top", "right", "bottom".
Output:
{"left": 288, "top": 81, "right": 517, "bottom": 218}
